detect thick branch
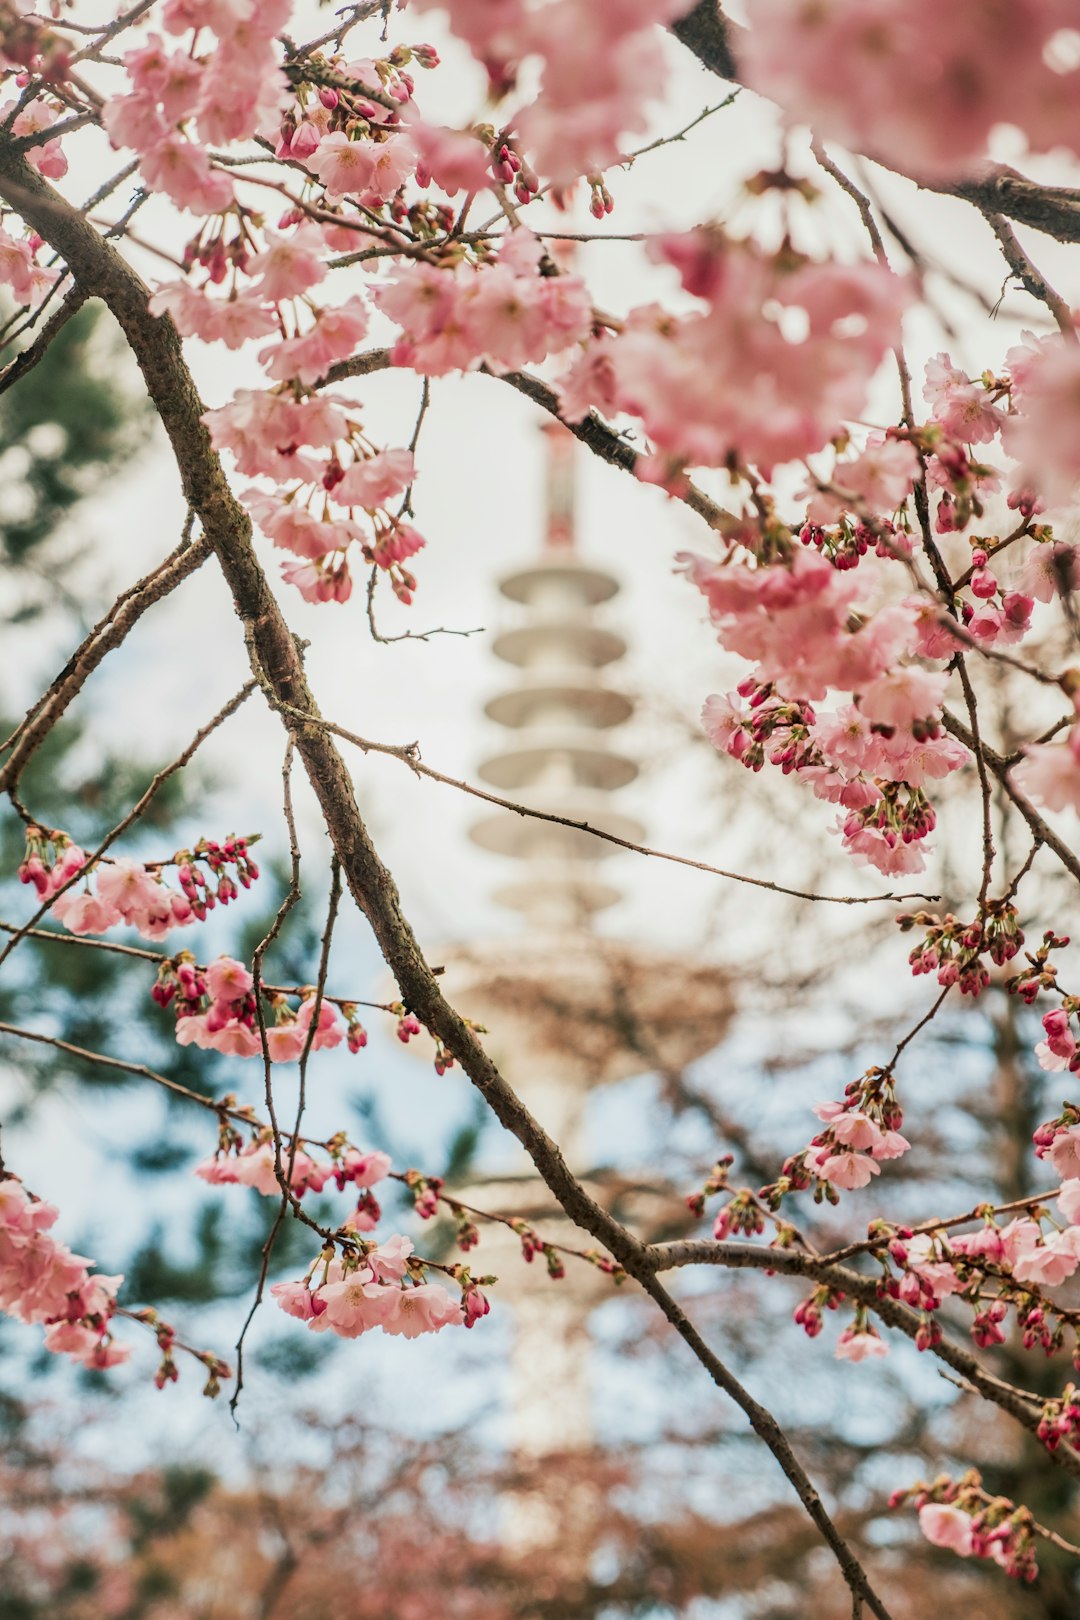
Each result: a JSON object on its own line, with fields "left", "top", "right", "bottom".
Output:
{"left": 646, "top": 1239, "right": 1080, "bottom": 1475}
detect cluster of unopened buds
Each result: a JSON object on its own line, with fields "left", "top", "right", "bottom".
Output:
{"left": 763, "top": 1070, "right": 910, "bottom": 1203}
{"left": 955, "top": 549, "right": 1034, "bottom": 646}
{"left": 154, "top": 953, "right": 356, "bottom": 1062}
{"left": 895, "top": 1471, "right": 1039, "bottom": 1581}
{"left": 134, "top": 1312, "right": 231, "bottom": 1398}
{"left": 275, "top": 44, "right": 424, "bottom": 166}
{"left": 899, "top": 900, "right": 1024, "bottom": 996}
{"left": 404, "top": 1169, "right": 444, "bottom": 1222}
{"left": 393, "top": 1005, "right": 423, "bottom": 1044}
{"left": 1037, "top": 1384, "right": 1080, "bottom": 1452}
{"left": 196, "top": 1127, "right": 390, "bottom": 1232}
{"left": 176, "top": 836, "right": 259, "bottom": 916}
{"left": 686, "top": 1162, "right": 768, "bottom": 1240}
{"left": 841, "top": 780, "right": 936, "bottom": 864}
{"left": 510, "top": 1219, "right": 566, "bottom": 1280}
{"left": 798, "top": 513, "right": 907, "bottom": 571}
{"left": 792, "top": 1284, "right": 844, "bottom": 1340}
{"left": 19, "top": 826, "right": 258, "bottom": 940}
{"left": 491, "top": 135, "right": 539, "bottom": 205}
{"left": 587, "top": 173, "right": 614, "bottom": 219}
{"left": 1008, "top": 929, "right": 1069, "bottom": 1006}
{"left": 923, "top": 433, "right": 1002, "bottom": 537}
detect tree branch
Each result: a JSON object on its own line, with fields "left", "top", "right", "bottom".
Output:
{"left": 644, "top": 1238, "right": 1080, "bottom": 1476}
{"left": 274, "top": 701, "right": 939, "bottom": 906}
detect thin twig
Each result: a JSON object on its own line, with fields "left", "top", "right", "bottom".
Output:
{"left": 0, "top": 917, "right": 396, "bottom": 1012}
{"left": 276, "top": 703, "right": 940, "bottom": 907}
{"left": 984, "top": 213, "right": 1076, "bottom": 337}
{"left": 233, "top": 740, "right": 306, "bottom": 1418}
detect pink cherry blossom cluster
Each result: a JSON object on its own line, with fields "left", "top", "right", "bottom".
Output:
{"left": 802, "top": 436, "right": 921, "bottom": 535}
{"left": 900, "top": 1475, "right": 1039, "bottom": 1582}
{"left": 923, "top": 335, "right": 1080, "bottom": 551}
{"left": 196, "top": 1129, "right": 391, "bottom": 1231}
{"left": 0, "top": 1174, "right": 128, "bottom": 1370}
{"left": 682, "top": 553, "right": 920, "bottom": 708}
{"left": 1014, "top": 722, "right": 1080, "bottom": 820}
{"left": 1, "top": 1173, "right": 230, "bottom": 1393}
{"left": 870, "top": 1195, "right": 1080, "bottom": 1365}
{"left": 691, "top": 557, "right": 968, "bottom": 874}
{"left": 154, "top": 952, "right": 356, "bottom": 1061}
{"left": 101, "top": 1, "right": 291, "bottom": 216}
{"left": 795, "top": 1196, "right": 1080, "bottom": 1370}
{"left": 740, "top": 0, "right": 1080, "bottom": 182}
{"left": 1, "top": 93, "right": 67, "bottom": 178}
{"left": 18, "top": 826, "right": 258, "bottom": 939}
{"left": 0, "top": 221, "right": 57, "bottom": 309}
{"left": 1034, "top": 1107, "right": 1080, "bottom": 1176}
{"left": 835, "top": 1313, "right": 889, "bottom": 1363}
{"left": 375, "top": 228, "right": 592, "bottom": 377}
{"left": 203, "top": 385, "right": 424, "bottom": 606}
{"left": 558, "top": 228, "right": 908, "bottom": 479}
{"left": 767, "top": 1070, "right": 910, "bottom": 1201}
{"left": 409, "top": 0, "right": 687, "bottom": 185}
{"left": 899, "top": 902, "right": 1024, "bottom": 997}
{"left": 1005, "top": 934, "right": 1080, "bottom": 1078}
{"left": 1035, "top": 1007, "right": 1080, "bottom": 1075}
{"left": 271, "top": 1234, "right": 473, "bottom": 1340}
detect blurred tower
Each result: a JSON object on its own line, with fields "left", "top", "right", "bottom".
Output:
{"left": 435, "top": 424, "right": 733, "bottom": 1536}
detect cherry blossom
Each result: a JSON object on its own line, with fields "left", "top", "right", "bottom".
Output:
{"left": 919, "top": 1503, "right": 975, "bottom": 1557}
{"left": 559, "top": 230, "right": 907, "bottom": 478}
{"left": 740, "top": 0, "right": 1080, "bottom": 179}
{"left": 1013, "top": 725, "right": 1080, "bottom": 816}
{"left": 835, "top": 1323, "right": 889, "bottom": 1362}
{"left": 0, "top": 1175, "right": 129, "bottom": 1369}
